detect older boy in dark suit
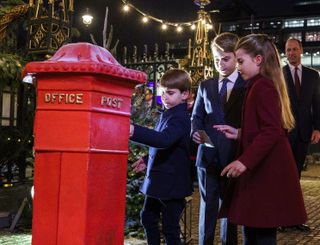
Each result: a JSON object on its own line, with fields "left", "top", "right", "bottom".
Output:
{"left": 191, "top": 33, "right": 245, "bottom": 245}
{"left": 130, "top": 69, "right": 193, "bottom": 245}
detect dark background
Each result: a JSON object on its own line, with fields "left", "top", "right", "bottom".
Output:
{"left": 73, "top": 0, "right": 319, "bottom": 49}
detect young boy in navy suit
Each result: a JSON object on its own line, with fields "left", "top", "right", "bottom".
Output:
{"left": 130, "top": 69, "right": 193, "bottom": 245}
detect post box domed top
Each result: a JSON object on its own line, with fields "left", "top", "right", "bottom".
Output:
{"left": 23, "top": 42, "right": 146, "bottom": 83}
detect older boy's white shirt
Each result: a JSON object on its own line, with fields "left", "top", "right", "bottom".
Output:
{"left": 218, "top": 69, "right": 238, "bottom": 102}
{"left": 288, "top": 63, "right": 302, "bottom": 84}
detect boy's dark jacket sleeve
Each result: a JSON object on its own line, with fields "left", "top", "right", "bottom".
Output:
{"left": 131, "top": 117, "right": 188, "bottom": 149}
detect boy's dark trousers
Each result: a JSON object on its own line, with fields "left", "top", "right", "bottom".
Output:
{"left": 140, "top": 196, "right": 185, "bottom": 245}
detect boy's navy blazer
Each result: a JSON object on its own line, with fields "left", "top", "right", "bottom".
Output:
{"left": 191, "top": 74, "right": 245, "bottom": 168}
{"left": 131, "top": 103, "right": 193, "bottom": 200}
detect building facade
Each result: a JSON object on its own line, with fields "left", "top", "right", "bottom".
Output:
{"left": 221, "top": 16, "right": 320, "bottom": 69}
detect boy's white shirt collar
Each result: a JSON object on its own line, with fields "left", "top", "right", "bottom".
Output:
{"left": 219, "top": 69, "right": 238, "bottom": 84}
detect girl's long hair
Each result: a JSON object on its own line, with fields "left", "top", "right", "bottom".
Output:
{"left": 236, "top": 34, "right": 295, "bottom": 130}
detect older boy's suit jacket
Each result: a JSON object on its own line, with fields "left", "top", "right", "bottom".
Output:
{"left": 131, "top": 103, "right": 193, "bottom": 200}
{"left": 191, "top": 75, "right": 245, "bottom": 168}
{"left": 283, "top": 64, "right": 320, "bottom": 142}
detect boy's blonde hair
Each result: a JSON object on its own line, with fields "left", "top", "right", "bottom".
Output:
{"left": 160, "top": 69, "right": 192, "bottom": 92}
{"left": 236, "top": 34, "right": 295, "bottom": 130}
{"left": 211, "top": 32, "right": 239, "bottom": 53}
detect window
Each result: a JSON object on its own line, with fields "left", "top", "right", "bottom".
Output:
{"left": 1, "top": 86, "right": 18, "bottom": 127}
{"left": 305, "top": 32, "right": 320, "bottom": 42}
{"left": 296, "top": 0, "right": 320, "bottom": 6}
{"left": 300, "top": 51, "right": 320, "bottom": 68}
{"left": 243, "top": 23, "right": 260, "bottom": 31}
{"left": 284, "top": 20, "right": 304, "bottom": 28}
{"left": 301, "top": 53, "right": 312, "bottom": 66}
{"left": 312, "top": 53, "right": 320, "bottom": 67}
{"left": 286, "top": 32, "right": 302, "bottom": 41}
{"left": 307, "top": 19, "right": 320, "bottom": 26}
{"left": 222, "top": 24, "right": 236, "bottom": 32}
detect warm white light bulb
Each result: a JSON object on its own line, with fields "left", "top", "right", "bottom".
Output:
{"left": 161, "top": 24, "right": 168, "bottom": 30}
{"left": 191, "top": 24, "right": 196, "bottom": 30}
{"left": 142, "top": 16, "right": 149, "bottom": 23}
{"left": 177, "top": 26, "right": 183, "bottom": 32}
{"left": 82, "top": 14, "right": 93, "bottom": 26}
{"left": 123, "top": 4, "right": 129, "bottom": 12}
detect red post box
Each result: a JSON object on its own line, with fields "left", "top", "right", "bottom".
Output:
{"left": 23, "top": 43, "right": 146, "bottom": 245}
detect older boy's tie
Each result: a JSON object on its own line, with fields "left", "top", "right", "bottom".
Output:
{"left": 294, "top": 67, "right": 300, "bottom": 97}
{"left": 219, "top": 78, "right": 229, "bottom": 105}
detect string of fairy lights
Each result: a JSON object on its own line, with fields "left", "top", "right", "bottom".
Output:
{"left": 120, "top": 0, "right": 217, "bottom": 33}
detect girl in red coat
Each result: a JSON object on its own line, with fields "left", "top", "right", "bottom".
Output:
{"left": 215, "top": 34, "right": 307, "bottom": 244}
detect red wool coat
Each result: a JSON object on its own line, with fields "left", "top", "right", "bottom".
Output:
{"left": 221, "top": 74, "right": 307, "bottom": 227}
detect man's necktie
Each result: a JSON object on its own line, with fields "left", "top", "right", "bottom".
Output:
{"left": 219, "top": 78, "right": 229, "bottom": 105}
{"left": 294, "top": 67, "right": 301, "bottom": 97}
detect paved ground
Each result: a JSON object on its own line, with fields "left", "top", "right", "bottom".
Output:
{"left": 189, "top": 163, "right": 320, "bottom": 245}
{"left": 1, "top": 163, "right": 320, "bottom": 244}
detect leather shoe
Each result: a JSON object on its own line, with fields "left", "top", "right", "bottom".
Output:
{"left": 293, "top": 224, "right": 311, "bottom": 231}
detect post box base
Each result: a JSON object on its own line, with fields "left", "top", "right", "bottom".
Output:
{"left": 32, "top": 152, "right": 128, "bottom": 245}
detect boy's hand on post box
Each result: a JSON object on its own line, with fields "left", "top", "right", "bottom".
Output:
{"left": 132, "top": 158, "right": 146, "bottom": 173}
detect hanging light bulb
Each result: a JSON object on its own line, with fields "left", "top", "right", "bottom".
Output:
{"left": 142, "top": 16, "right": 149, "bottom": 23}
{"left": 176, "top": 26, "right": 183, "bottom": 32}
{"left": 161, "top": 23, "right": 168, "bottom": 30}
{"left": 191, "top": 24, "right": 196, "bottom": 30}
{"left": 123, "top": 4, "right": 130, "bottom": 12}
{"left": 82, "top": 8, "right": 93, "bottom": 26}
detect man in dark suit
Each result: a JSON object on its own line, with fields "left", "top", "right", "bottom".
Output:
{"left": 283, "top": 37, "right": 320, "bottom": 231}
{"left": 191, "top": 33, "right": 245, "bottom": 245}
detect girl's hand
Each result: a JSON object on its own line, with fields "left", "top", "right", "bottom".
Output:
{"left": 221, "top": 160, "right": 247, "bottom": 178}
{"left": 214, "top": 125, "right": 239, "bottom": 140}
{"left": 311, "top": 130, "right": 320, "bottom": 144}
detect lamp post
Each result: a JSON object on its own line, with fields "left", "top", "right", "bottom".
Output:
{"left": 188, "top": 0, "right": 215, "bottom": 88}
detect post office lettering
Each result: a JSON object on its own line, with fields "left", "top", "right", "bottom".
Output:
{"left": 101, "top": 96, "right": 123, "bottom": 109}
{"left": 44, "top": 93, "right": 83, "bottom": 104}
